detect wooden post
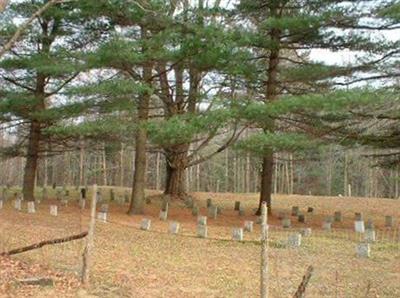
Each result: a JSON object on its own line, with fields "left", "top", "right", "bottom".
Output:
{"left": 81, "top": 184, "right": 97, "bottom": 285}
{"left": 260, "top": 201, "right": 268, "bottom": 298}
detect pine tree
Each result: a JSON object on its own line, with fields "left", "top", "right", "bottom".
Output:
{"left": 236, "top": 0, "right": 399, "bottom": 214}
{"left": 0, "top": 0, "right": 103, "bottom": 200}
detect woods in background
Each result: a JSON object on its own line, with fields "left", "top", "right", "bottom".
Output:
{"left": 0, "top": 0, "right": 399, "bottom": 214}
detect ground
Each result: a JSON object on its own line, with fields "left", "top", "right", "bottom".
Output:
{"left": 0, "top": 187, "right": 399, "bottom": 297}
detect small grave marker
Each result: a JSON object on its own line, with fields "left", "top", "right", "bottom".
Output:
{"left": 97, "top": 212, "right": 107, "bottom": 223}
{"left": 238, "top": 206, "right": 245, "bottom": 216}
{"left": 208, "top": 205, "right": 218, "bottom": 219}
{"left": 385, "top": 216, "right": 394, "bottom": 228}
{"left": 300, "top": 228, "right": 312, "bottom": 237}
{"left": 288, "top": 233, "right": 302, "bottom": 248}
{"left": 27, "top": 201, "right": 35, "bottom": 213}
{"left": 141, "top": 218, "right": 151, "bottom": 230}
{"left": 197, "top": 224, "right": 207, "bottom": 238}
{"left": 110, "top": 189, "right": 115, "bottom": 201}
{"left": 354, "top": 220, "right": 365, "bottom": 233}
{"left": 192, "top": 205, "right": 199, "bottom": 216}
{"left": 197, "top": 216, "right": 207, "bottom": 226}
{"left": 232, "top": 228, "right": 244, "bottom": 241}
{"left": 356, "top": 242, "right": 370, "bottom": 258}
{"left": 244, "top": 220, "right": 254, "bottom": 232}
{"left": 307, "top": 207, "right": 314, "bottom": 213}
{"left": 291, "top": 206, "right": 299, "bottom": 216}
{"left": 50, "top": 205, "right": 58, "bottom": 216}
{"left": 206, "top": 198, "right": 212, "bottom": 208}
{"left": 354, "top": 212, "right": 363, "bottom": 221}
{"left": 364, "top": 229, "right": 376, "bottom": 243}
{"left": 169, "top": 222, "right": 180, "bottom": 234}
{"left": 322, "top": 221, "right": 332, "bottom": 231}
{"left": 14, "top": 198, "right": 21, "bottom": 211}
{"left": 298, "top": 214, "right": 306, "bottom": 223}
{"left": 234, "top": 201, "right": 240, "bottom": 211}
{"left": 282, "top": 217, "right": 291, "bottom": 228}
{"left": 334, "top": 211, "right": 342, "bottom": 222}
{"left": 159, "top": 202, "right": 168, "bottom": 221}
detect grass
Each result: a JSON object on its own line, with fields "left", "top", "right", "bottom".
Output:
{"left": 0, "top": 186, "right": 399, "bottom": 297}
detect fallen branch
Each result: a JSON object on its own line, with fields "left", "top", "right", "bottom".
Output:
{"left": 293, "top": 265, "right": 314, "bottom": 298}
{"left": 0, "top": 231, "right": 88, "bottom": 256}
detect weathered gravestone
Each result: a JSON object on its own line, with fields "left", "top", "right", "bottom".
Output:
{"left": 197, "top": 224, "right": 207, "bottom": 238}
{"left": 385, "top": 216, "right": 394, "bottom": 228}
{"left": 291, "top": 206, "right": 299, "bottom": 216}
{"left": 97, "top": 212, "right": 107, "bottom": 223}
{"left": 354, "top": 220, "right": 365, "bottom": 233}
{"left": 96, "top": 191, "right": 103, "bottom": 203}
{"left": 334, "top": 211, "right": 342, "bottom": 222}
{"left": 80, "top": 188, "right": 86, "bottom": 200}
{"left": 141, "top": 218, "right": 151, "bottom": 230}
{"left": 169, "top": 222, "right": 180, "bottom": 234}
{"left": 56, "top": 190, "right": 62, "bottom": 201}
{"left": 184, "top": 196, "right": 193, "bottom": 208}
{"left": 300, "top": 228, "right": 312, "bottom": 237}
{"left": 282, "top": 217, "right": 291, "bottom": 228}
{"left": 206, "top": 198, "right": 212, "bottom": 208}
{"left": 14, "top": 198, "right": 22, "bottom": 211}
{"left": 364, "top": 229, "right": 376, "bottom": 243}
{"left": 244, "top": 220, "right": 254, "bottom": 232}
{"left": 208, "top": 205, "right": 218, "bottom": 219}
{"left": 356, "top": 242, "right": 370, "bottom": 258}
{"left": 109, "top": 189, "right": 115, "bottom": 201}
{"left": 298, "top": 214, "right": 306, "bottom": 223}
{"left": 124, "top": 191, "right": 129, "bottom": 203}
{"left": 197, "top": 216, "right": 207, "bottom": 226}
{"left": 192, "top": 205, "right": 199, "bottom": 216}
{"left": 288, "top": 233, "right": 302, "bottom": 248}
{"left": 238, "top": 206, "right": 245, "bottom": 216}
{"left": 216, "top": 206, "right": 222, "bottom": 215}
{"left": 159, "top": 202, "right": 168, "bottom": 221}
{"left": 232, "top": 228, "right": 244, "bottom": 241}
{"left": 234, "top": 201, "right": 241, "bottom": 211}
{"left": 50, "top": 205, "right": 58, "bottom": 216}
{"left": 27, "top": 201, "right": 35, "bottom": 214}
{"left": 307, "top": 207, "right": 314, "bottom": 214}
{"left": 322, "top": 219, "right": 332, "bottom": 231}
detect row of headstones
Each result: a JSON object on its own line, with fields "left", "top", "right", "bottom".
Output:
{"left": 287, "top": 206, "right": 396, "bottom": 228}
{"left": 287, "top": 230, "right": 371, "bottom": 258}
{"left": 140, "top": 215, "right": 255, "bottom": 241}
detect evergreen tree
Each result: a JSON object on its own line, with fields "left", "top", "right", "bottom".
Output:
{"left": 236, "top": 0, "right": 399, "bottom": 214}
{"left": 0, "top": 0, "right": 103, "bottom": 200}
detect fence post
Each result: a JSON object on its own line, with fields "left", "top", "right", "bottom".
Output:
{"left": 260, "top": 201, "right": 268, "bottom": 298}
{"left": 81, "top": 184, "right": 97, "bottom": 285}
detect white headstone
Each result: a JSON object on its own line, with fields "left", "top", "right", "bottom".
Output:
{"left": 197, "top": 224, "right": 207, "bottom": 238}
{"left": 197, "top": 216, "right": 207, "bottom": 226}
{"left": 50, "top": 205, "right": 58, "bottom": 216}
{"left": 288, "top": 233, "right": 302, "bottom": 248}
{"left": 140, "top": 218, "right": 151, "bottom": 230}
{"left": 354, "top": 220, "right": 365, "bottom": 233}
{"left": 97, "top": 212, "right": 107, "bottom": 223}
{"left": 232, "top": 228, "right": 244, "bottom": 241}
{"left": 27, "top": 201, "right": 35, "bottom": 214}
{"left": 356, "top": 243, "right": 370, "bottom": 258}
{"left": 169, "top": 222, "right": 180, "bottom": 234}
{"left": 244, "top": 220, "right": 254, "bottom": 232}
{"left": 14, "top": 199, "right": 21, "bottom": 211}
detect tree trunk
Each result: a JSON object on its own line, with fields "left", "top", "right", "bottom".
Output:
{"left": 128, "top": 58, "right": 151, "bottom": 214}
{"left": 257, "top": 150, "right": 273, "bottom": 215}
{"left": 22, "top": 121, "right": 41, "bottom": 201}
{"left": 165, "top": 163, "right": 186, "bottom": 197}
